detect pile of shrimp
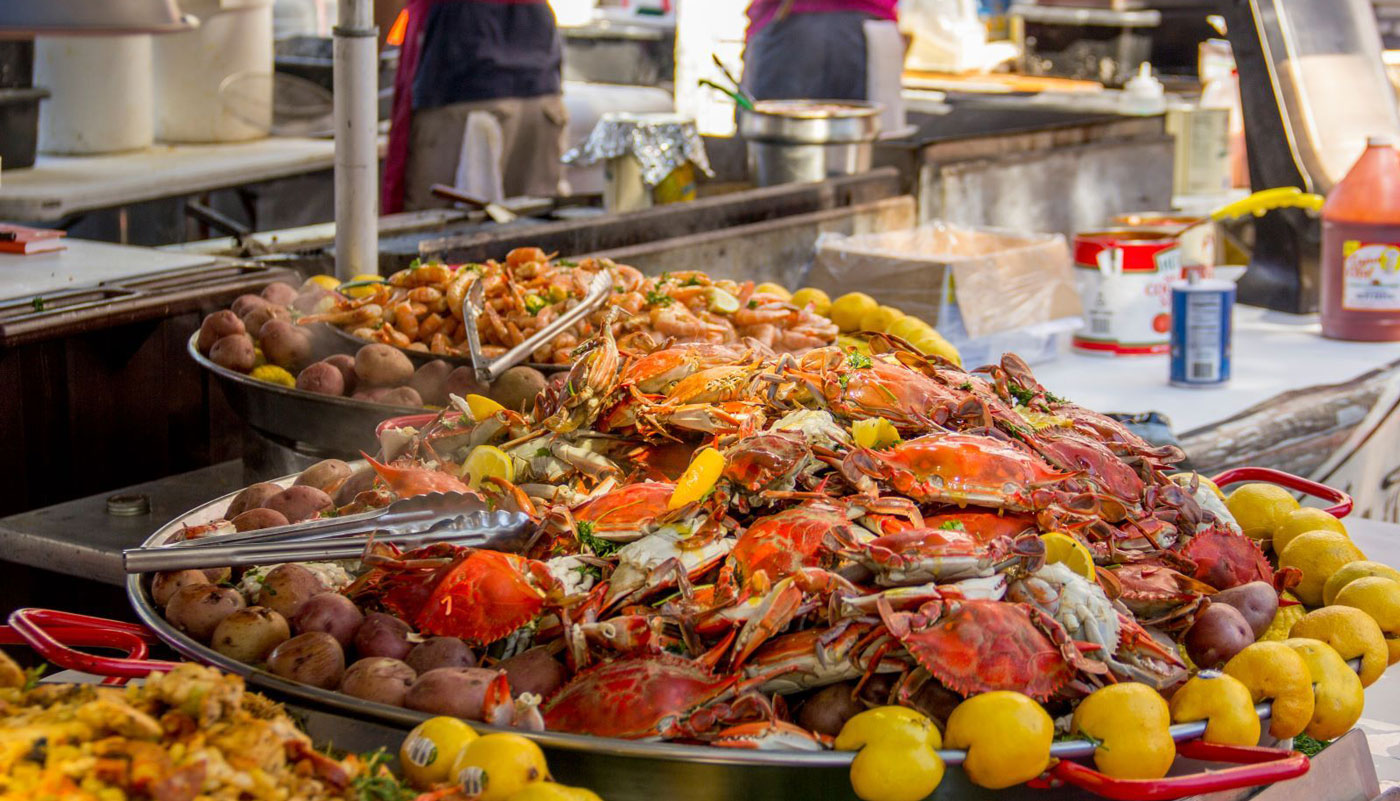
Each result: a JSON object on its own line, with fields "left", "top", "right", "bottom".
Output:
{"left": 301, "top": 247, "right": 838, "bottom": 363}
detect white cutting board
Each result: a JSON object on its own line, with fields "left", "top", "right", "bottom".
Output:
{"left": 0, "top": 239, "right": 216, "bottom": 302}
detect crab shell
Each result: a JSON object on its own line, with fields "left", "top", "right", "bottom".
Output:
{"left": 359, "top": 549, "right": 550, "bottom": 645}
{"left": 570, "top": 481, "right": 676, "bottom": 542}
{"left": 879, "top": 598, "right": 1085, "bottom": 701}
{"left": 362, "top": 453, "right": 476, "bottom": 498}
{"left": 921, "top": 510, "right": 1038, "bottom": 543}
{"left": 721, "top": 430, "right": 811, "bottom": 495}
{"left": 843, "top": 433, "right": 1068, "bottom": 509}
{"left": 723, "top": 500, "right": 850, "bottom": 587}
{"left": 1179, "top": 526, "right": 1281, "bottom": 590}
{"left": 848, "top": 527, "right": 1035, "bottom": 586}
{"left": 541, "top": 654, "right": 737, "bottom": 738}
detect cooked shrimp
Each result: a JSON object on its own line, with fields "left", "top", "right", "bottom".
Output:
{"left": 391, "top": 302, "right": 420, "bottom": 339}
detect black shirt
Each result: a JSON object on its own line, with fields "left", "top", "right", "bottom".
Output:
{"left": 411, "top": 0, "right": 563, "bottom": 110}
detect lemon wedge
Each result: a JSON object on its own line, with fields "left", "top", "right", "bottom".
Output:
{"left": 853, "top": 417, "right": 901, "bottom": 449}
{"left": 669, "top": 447, "right": 725, "bottom": 510}
{"left": 465, "top": 393, "right": 506, "bottom": 421}
{"left": 463, "top": 445, "right": 515, "bottom": 489}
{"left": 1041, "top": 531, "right": 1096, "bottom": 581}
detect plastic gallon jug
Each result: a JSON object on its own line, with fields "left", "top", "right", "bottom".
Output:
{"left": 1320, "top": 135, "right": 1400, "bottom": 341}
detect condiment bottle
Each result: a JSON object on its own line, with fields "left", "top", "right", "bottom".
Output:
{"left": 1320, "top": 135, "right": 1400, "bottom": 341}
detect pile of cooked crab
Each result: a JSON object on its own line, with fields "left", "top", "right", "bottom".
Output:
{"left": 193, "top": 329, "right": 1288, "bottom": 749}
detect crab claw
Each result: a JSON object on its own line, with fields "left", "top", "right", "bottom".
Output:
{"left": 362, "top": 452, "right": 475, "bottom": 498}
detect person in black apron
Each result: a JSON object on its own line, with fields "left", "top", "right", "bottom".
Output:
{"left": 742, "top": 0, "right": 899, "bottom": 101}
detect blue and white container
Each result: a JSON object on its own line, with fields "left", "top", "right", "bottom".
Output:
{"left": 1169, "top": 276, "right": 1234, "bottom": 387}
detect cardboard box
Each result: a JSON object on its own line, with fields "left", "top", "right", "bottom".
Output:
{"left": 807, "top": 222, "right": 1081, "bottom": 339}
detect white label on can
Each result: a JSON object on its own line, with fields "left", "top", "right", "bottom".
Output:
{"left": 1184, "top": 292, "right": 1223, "bottom": 381}
{"left": 1074, "top": 247, "right": 1181, "bottom": 350}
{"left": 1342, "top": 241, "right": 1400, "bottom": 311}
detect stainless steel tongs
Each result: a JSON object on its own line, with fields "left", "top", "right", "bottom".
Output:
{"left": 123, "top": 491, "right": 534, "bottom": 573}
{"left": 463, "top": 268, "right": 612, "bottom": 384}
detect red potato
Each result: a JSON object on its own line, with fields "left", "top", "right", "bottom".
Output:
{"left": 798, "top": 682, "right": 864, "bottom": 736}
{"left": 355, "top": 344, "right": 415, "bottom": 388}
{"left": 290, "top": 592, "right": 364, "bottom": 647}
{"left": 231, "top": 293, "right": 270, "bottom": 318}
{"left": 1185, "top": 602, "right": 1255, "bottom": 669}
{"left": 294, "top": 459, "right": 354, "bottom": 494}
{"left": 261, "top": 281, "right": 299, "bottom": 306}
{"left": 231, "top": 507, "right": 289, "bottom": 532}
{"left": 209, "top": 334, "right": 256, "bottom": 373}
{"left": 151, "top": 569, "right": 211, "bottom": 607}
{"left": 377, "top": 387, "right": 424, "bottom": 408}
{"left": 197, "top": 310, "right": 245, "bottom": 353}
{"left": 296, "top": 362, "right": 346, "bottom": 396}
{"left": 498, "top": 646, "right": 568, "bottom": 698}
{"left": 403, "top": 667, "right": 505, "bottom": 720}
{"left": 340, "top": 657, "right": 417, "bottom": 706}
{"left": 409, "top": 360, "right": 453, "bottom": 406}
{"left": 259, "top": 319, "right": 313, "bottom": 371}
{"left": 444, "top": 366, "right": 489, "bottom": 400}
{"left": 241, "top": 304, "right": 290, "bottom": 339}
{"left": 405, "top": 637, "right": 477, "bottom": 674}
{"left": 354, "top": 612, "right": 414, "bottom": 661}
{"left": 225, "top": 482, "right": 282, "bottom": 518}
{"left": 333, "top": 466, "right": 377, "bottom": 507}
{"left": 267, "top": 631, "right": 345, "bottom": 689}
{"left": 165, "top": 584, "right": 246, "bottom": 642}
{"left": 264, "top": 486, "right": 333, "bottom": 523}
{"left": 1210, "top": 582, "right": 1279, "bottom": 639}
{"left": 323, "top": 354, "right": 358, "bottom": 395}
{"left": 256, "top": 564, "right": 326, "bottom": 619}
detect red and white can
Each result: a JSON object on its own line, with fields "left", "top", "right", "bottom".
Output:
{"left": 1072, "top": 230, "right": 1183, "bottom": 356}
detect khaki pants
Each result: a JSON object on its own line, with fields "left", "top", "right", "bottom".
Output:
{"left": 403, "top": 94, "right": 568, "bottom": 211}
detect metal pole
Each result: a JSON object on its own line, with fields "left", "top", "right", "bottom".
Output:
{"left": 333, "top": 0, "right": 378, "bottom": 280}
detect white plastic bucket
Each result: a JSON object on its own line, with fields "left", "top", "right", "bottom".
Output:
{"left": 153, "top": 0, "right": 273, "bottom": 143}
{"left": 35, "top": 35, "right": 154, "bottom": 155}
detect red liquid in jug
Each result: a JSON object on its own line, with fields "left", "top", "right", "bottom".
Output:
{"left": 1320, "top": 136, "right": 1400, "bottom": 341}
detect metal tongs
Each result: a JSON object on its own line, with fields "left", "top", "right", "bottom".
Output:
{"left": 122, "top": 491, "right": 533, "bottom": 573}
{"left": 463, "top": 268, "right": 612, "bottom": 384}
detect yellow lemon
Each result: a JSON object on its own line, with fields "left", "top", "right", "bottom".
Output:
{"left": 1282, "top": 637, "right": 1366, "bottom": 740}
{"left": 465, "top": 393, "right": 506, "bottom": 421}
{"left": 858, "top": 305, "right": 906, "bottom": 334}
{"left": 835, "top": 706, "right": 941, "bottom": 751}
{"left": 791, "top": 287, "right": 832, "bottom": 316}
{"left": 836, "top": 334, "right": 872, "bottom": 356}
{"left": 1168, "top": 670, "right": 1260, "bottom": 746}
{"left": 1040, "top": 532, "right": 1096, "bottom": 581}
{"left": 1332, "top": 576, "right": 1400, "bottom": 664}
{"left": 1225, "top": 483, "right": 1299, "bottom": 541}
{"left": 830, "top": 292, "right": 879, "bottom": 333}
{"left": 341, "top": 273, "right": 387, "bottom": 299}
{"left": 1289, "top": 606, "right": 1388, "bottom": 687}
{"left": 706, "top": 287, "right": 741, "bottom": 314}
{"left": 1272, "top": 507, "right": 1347, "bottom": 554}
{"left": 887, "top": 316, "right": 935, "bottom": 344}
{"left": 249, "top": 364, "right": 296, "bottom": 387}
{"left": 400, "top": 716, "right": 479, "bottom": 789}
{"left": 910, "top": 332, "right": 962, "bottom": 366}
{"left": 1222, "top": 642, "right": 1315, "bottom": 739}
{"left": 1323, "top": 560, "right": 1400, "bottom": 606}
{"left": 1278, "top": 530, "right": 1366, "bottom": 607}
{"left": 848, "top": 742, "right": 945, "bottom": 801}
{"left": 944, "top": 691, "right": 1054, "bottom": 789}
{"left": 1071, "top": 683, "right": 1176, "bottom": 780}
{"left": 463, "top": 445, "right": 515, "bottom": 490}
{"left": 304, "top": 274, "right": 341, "bottom": 291}
{"left": 452, "top": 733, "right": 550, "bottom": 801}
{"left": 669, "top": 447, "right": 724, "bottom": 510}
{"left": 852, "top": 417, "right": 902, "bottom": 450}
{"left": 754, "top": 282, "right": 793, "bottom": 301}
{"left": 1258, "top": 592, "right": 1306, "bottom": 641}
{"left": 252, "top": 347, "right": 268, "bottom": 368}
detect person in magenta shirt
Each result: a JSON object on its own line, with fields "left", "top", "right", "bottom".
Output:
{"left": 743, "top": 0, "right": 899, "bottom": 101}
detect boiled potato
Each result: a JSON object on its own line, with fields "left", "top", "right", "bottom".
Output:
{"left": 231, "top": 507, "right": 289, "bottom": 532}
{"left": 798, "top": 682, "right": 864, "bottom": 736}
{"left": 355, "top": 344, "right": 415, "bottom": 388}
{"left": 354, "top": 612, "right": 414, "bottom": 661}
{"left": 1185, "top": 602, "right": 1255, "bottom": 668}
{"left": 165, "top": 585, "right": 246, "bottom": 642}
{"left": 404, "top": 667, "right": 504, "bottom": 720}
{"left": 197, "top": 310, "right": 245, "bottom": 354}
{"left": 490, "top": 366, "right": 546, "bottom": 412}
{"left": 257, "top": 564, "right": 326, "bottom": 619}
{"left": 295, "top": 459, "right": 354, "bottom": 494}
{"left": 261, "top": 282, "right": 299, "bottom": 306}
{"left": 296, "top": 362, "right": 347, "bottom": 396}
{"left": 410, "top": 360, "right": 453, "bottom": 407}
{"left": 498, "top": 646, "right": 567, "bottom": 698}
{"left": 290, "top": 593, "right": 364, "bottom": 647}
{"left": 267, "top": 631, "right": 345, "bottom": 689}
{"left": 444, "top": 366, "right": 489, "bottom": 400}
{"left": 259, "top": 320, "right": 313, "bottom": 371}
{"left": 340, "top": 657, "right": 417, "bottom": 706}
{"left": 209, "top": 334, "right": 256, "bottom": 373}
{"left": 406, "top": 637, "right": 477, "bottom": 673}
{"left": 151, "top": 569, "right": 210, "bottom": 607}
{"left": 242, "top": 304, "right": 290, "bottom": 339}
{"left": 265, "top": 485, "right": 333, "bottom": 523}
{"left": 323, "top": 354, "right": 359, "bottom": 395}
{"left": 231, "top": 293, "right": 269, "bottom": 319}
{"left": 211, "top": 606, "right": 290, "bottom": 663}
{"left": 226, "top": 482, "right": 282, "bottom": 518}
{"left": 378, "top": 387, "right": 425, "bottom": 408}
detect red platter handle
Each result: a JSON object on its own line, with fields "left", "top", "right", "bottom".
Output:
{"left": 1211, "top": 466, "right": 1352, "bottom": 518}
{"left": 0, "top": 608, "right": 180, "bottom": 686}
{"left": 1040, "top": 742, "right": 1309, "bottom": 801}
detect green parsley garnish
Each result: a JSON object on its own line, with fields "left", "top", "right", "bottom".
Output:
{"left": 576, "top": 521, "right": 620, "bottom": 557}
{"left": 847, "top": 352, "right": 873, "bottom": 369}
{"left": 746, "top": 300, "right": 759, "bottom": 309}
{"left": 958, "top": 382, "right": 974, "bottom": 391}
{"left": 645, "top": 290, "right": 674, "bottom": 307}
{"left": 1007, "top": 385, "right": 1038, "bottom": 406}
{"left": 21, "top": 665, "right": 46, "bottom": 692}
{"left": 352, "top": 749, "right": 416, "bottom": 801}
{"left": 557, "top": 259, "right": 577, "bottom": 268}
{"left": 407, "top": 258, "right": 422, "bottom": 270}
{"left": 30, "top": 297, "right": 45, "bottom": 313}
{"left": 534, "top": 447, "right": 552, "bottom": 459}
{"left": 939, "top": 520, "right": 966, "bottom": 531}
{"left": 523, "top": 294, "right": 547, "bottom": 315}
